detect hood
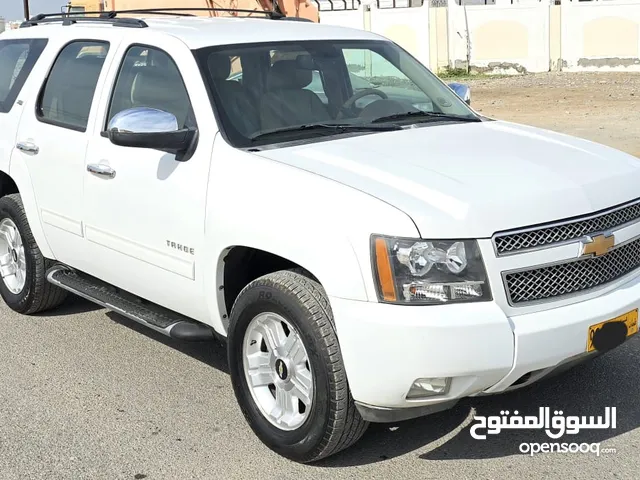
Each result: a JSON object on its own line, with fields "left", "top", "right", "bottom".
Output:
{"left": 254, "top": 120, "right": 640, "bottom": 238}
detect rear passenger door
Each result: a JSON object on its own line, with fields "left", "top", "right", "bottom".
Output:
{"left": 0, "top": 38, "right": 48, "bottom": 177}
{"left": 12, "top": 37, "right": 119, "bottom": 264}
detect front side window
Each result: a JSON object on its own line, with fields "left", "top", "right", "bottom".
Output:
{"left": 195, "top": 40, "right": 479, "bottom": 148}
{"left": 0, "top": 39, "right": 48, "bottom": 113}
{"left": 107, "top": 45, "right": 194, "bottom": 130}
{"left": 37, "top": 41, "right": 110, "bottom": 131}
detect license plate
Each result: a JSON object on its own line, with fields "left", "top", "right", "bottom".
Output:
{"left": 587, "top": 309, "right": 638, "bottom": 352}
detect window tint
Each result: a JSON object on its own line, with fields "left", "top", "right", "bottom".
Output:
{"left": 107, "top": 46, "right": 194, "bottom": 130}
{"left": 195, "top": 40, "right": 477, "bottom": 148}
{"left": 0, "top": 39, "right": 48, "bottom": 113}
{"left": 37, "top": 41, "right": 109, "bottom": 131}
{"left": 270, "top": 47, "right": 329, "bottom": 103}
{"left": 343, "top": 48, "right": 431, "bottom": 110}
{"left": 211, "top": 54, "right": 242, "bottom": 83}
{"left": 343, "top": 48, "right": 420, "bottom": 91}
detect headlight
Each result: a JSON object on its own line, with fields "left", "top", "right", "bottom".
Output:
{"left": 371, "top": 235, "right": 491, "bottom": 305}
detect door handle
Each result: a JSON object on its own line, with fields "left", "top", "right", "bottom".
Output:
{"left": 87, "top": 163, "right": 116, "bottom": 179}
{"left": 16, "top": 141, "right": 39, "bottom": 155}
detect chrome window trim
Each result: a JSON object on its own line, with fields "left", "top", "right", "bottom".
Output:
{"left": 492, "top": 196, "right": 640, "bottom": 257}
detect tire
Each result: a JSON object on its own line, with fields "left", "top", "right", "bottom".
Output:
{"left": 227, "top": 270, "right": 368, "bottom": 463}
{"left": 0, "top": 194, "right": 67, "bottom": 314}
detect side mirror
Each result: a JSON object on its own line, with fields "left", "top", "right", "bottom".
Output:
{"left": 106, "top": 107, "right": 197, "bottom": 161}
{"left": 448, "top": 82, "right": 471, "bottom": 105}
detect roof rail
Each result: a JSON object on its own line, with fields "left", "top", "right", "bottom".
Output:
{"left": 19, "top": 7, "right": 294, "bottom": 29}
{"left": 100, "top": 8, "right": 287, "bottom": 19}
{"left": 277, "top": 17, "right": 314, "bottom": 22}
{"left": 20, "top": 12, "right": 149, "bottom": 28}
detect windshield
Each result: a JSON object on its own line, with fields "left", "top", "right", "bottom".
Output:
{"left": 194, "top": 40, "right": 479, "bottom": 148}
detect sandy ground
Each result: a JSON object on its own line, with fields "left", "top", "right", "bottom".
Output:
{"left": 2, "top": 298, "right": 638, "bottom": 480}
{"left": 466, "top": 72, "right": 640, "bottom": 157}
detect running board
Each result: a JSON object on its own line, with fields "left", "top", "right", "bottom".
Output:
{"left": 46, "top": 266, "right": 214, "bottom": 342}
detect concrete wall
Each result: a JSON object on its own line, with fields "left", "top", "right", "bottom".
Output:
{"left": 549, "top": 4, "right": 562, "bottom": 71}
{"left": 70, "top": 0, "right": 640, "bottom": 74}
{"left": 320, "top": 8, "right": 366, "bottom": 29}
{"left": 318, "top": 0, "right": 640, "bottom": 74}
{"left": 448, "top": 3, "right": 550, "bottom": 73}
{"left": 370, "top": 3, "right": 431, "bottom": 67}
{"left": 561, "top": 0, "right": 640, "bottom": 71}
{"left": 320, "top": 4, "right": 443, "bottom": 71}
{"left": 429, "top": 7, "right": 449, "bottom": 72}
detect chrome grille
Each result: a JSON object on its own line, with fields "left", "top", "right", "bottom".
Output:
{"left": 504, "top": 236, "right": 640, "bottom": 305}
{"left": 494, "top": 198, "right": 640, "bottom": 255}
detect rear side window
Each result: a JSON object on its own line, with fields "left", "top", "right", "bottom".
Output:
{"left": 37, "top": 40, "right": 110, "bottom": 132}
{"left": 0, "top": 39, "right": 48, "bottom": 113}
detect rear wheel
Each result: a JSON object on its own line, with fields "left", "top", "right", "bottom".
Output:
{"left": 227, "top": 270, "right": 368, "bottom": 463}
{"left": 0, "top": 194, "right": 67, "bottom": 314}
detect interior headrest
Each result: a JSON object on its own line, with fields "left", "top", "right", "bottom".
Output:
{"left": 267, "top": 60, "right": 313, "bottom": 90}
{"left": 208, "top": 54, "right": 231, "bottom": 80}
{"left": 130, "top": 67, "right": 187, "bottom": 106}
{"left": 64, "top": 56, "right": 105, "bottom": 87}
{"left": 76, "top": 54, "right": 106, "bottom": 65}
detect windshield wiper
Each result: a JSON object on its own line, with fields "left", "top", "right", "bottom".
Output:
{"left": 250, "top": 123, "right": 401, "bottom": 142}
{"left": 371, "top": 111, "right": 482, "bottom": 124}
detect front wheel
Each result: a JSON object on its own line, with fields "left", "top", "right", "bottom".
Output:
{"left": 227, "top": 270, "right": 368, "bottom": 463}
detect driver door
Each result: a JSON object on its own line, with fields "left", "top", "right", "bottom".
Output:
{"left": 81, "top": 37, "right": 216, "bottom": 322}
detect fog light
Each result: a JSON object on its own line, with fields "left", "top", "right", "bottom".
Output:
{"left": 406, "top": 377, "right": 451, "bottom": 399}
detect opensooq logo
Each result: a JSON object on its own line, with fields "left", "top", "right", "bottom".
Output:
{"left": 470, "top": 407, "right": 617, "bottom": 440}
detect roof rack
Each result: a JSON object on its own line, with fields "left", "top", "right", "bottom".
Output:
{"left": 104, "top": 7, "right": 286, "bottom": 19}
{"left": 19, "top": 6, "right": 295, "bottom": 29}
{"left": 20, "top": 12, "right": 149, "bottom": 28}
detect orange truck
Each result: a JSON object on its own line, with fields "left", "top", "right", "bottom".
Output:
{"left": 65, "top": 0, "right": 319, "bottom": 22}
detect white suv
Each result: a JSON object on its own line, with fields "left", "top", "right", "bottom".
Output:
{"left": 0, "top": 8, "right": 638, "bottom": 463}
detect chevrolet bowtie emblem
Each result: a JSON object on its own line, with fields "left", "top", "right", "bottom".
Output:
{"left": 581, "top": 233, "right": 615, "bottom": 257}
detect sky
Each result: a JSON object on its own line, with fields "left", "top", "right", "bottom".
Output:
{"left": 1, "top": 1, "right": 65, "bottom": 22}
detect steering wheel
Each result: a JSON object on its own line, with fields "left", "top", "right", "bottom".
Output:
{"left": 339, "top": 88, "right": 388, "bottom": 117}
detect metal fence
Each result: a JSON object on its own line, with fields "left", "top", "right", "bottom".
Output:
{"left": 313, "top": 0, "right": 525, "bottom": 8}
{"left": 313, "top": 0, "right": 360, "bottom": 10}
{"left": 313, "top": 0, "right": 435, "bottom": 11}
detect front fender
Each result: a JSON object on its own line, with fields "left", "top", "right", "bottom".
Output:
{"left": 204, "top": 140, "right": 419, "bottom": 335}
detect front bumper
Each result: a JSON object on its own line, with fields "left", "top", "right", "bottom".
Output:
{"left": 331, "top": 271, "right": 640, "bottom": 423}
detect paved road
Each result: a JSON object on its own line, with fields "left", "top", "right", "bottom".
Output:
{"left": 1, "top": 296, "right": 638, "bottom": 480}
